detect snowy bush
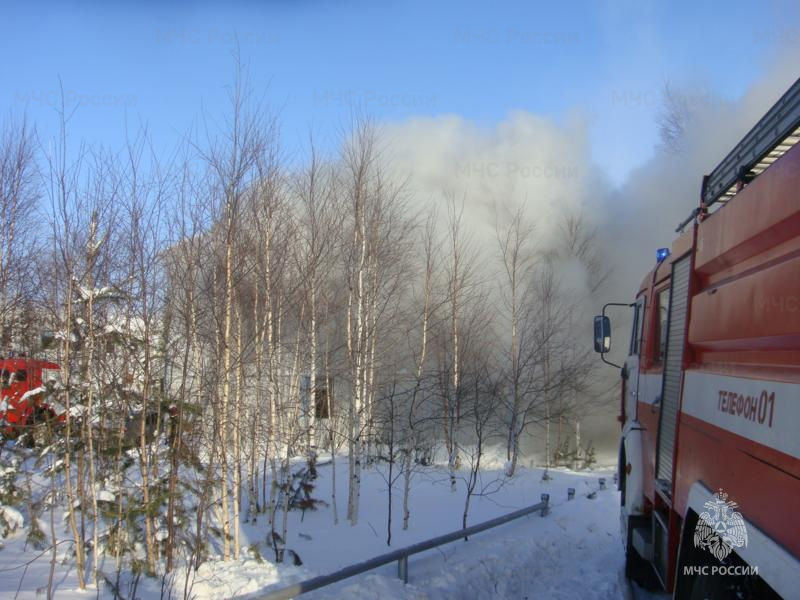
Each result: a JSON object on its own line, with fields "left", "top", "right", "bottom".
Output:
{"left": 0, "top": 457, "right": 22, "bottom": 506}
{"left": 0, "top": 505, "right": 23, "bottom": 538}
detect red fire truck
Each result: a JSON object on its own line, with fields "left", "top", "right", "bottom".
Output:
{"left": 595, "top": 77, "right": 800, "bottom": 598}
{"left": 0, "top": 356, "right": 62, "bottom": 437}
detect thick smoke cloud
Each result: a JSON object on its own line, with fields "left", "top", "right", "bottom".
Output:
{"left": 384, "top": 111, "right": 606, "bottom": 252}
{"left": 382, "top": 111, "right": 611, "bottom": 331}
{"left": 603, "top": 54, "right": 800, "bottom": 312}
{"left": 379, "top": 50, "right": 798, "bottom": 460}
{"left": 385, "top": 57, "right": 798, "bottom": 306}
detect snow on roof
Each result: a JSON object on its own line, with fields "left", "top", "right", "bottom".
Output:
{"left": 75, "top": 285, "right": 122, "bottom": 303}
{"left": 102, "top": 315, "right": 147, "bottom": 340}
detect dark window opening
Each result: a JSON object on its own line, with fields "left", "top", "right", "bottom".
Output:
{"left": 314, "top": 379, "right": 333, "bottom": 419}
{"left": 15, "top": 369, "right": 26, "bottom": 383}
{"left": 655, "top": 288, "right": 670, "bottom": 362}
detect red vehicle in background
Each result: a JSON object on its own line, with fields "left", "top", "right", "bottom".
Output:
{"left": 0, "top": 356, "right": 62, "bottom": 436}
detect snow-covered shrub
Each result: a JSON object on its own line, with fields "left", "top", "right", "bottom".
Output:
{"left": 26, "top": 515, "right": 47, "bottom": 550}
{"left": 0, "top": 456, "right": 22, "bottom": 506}
{"left": 0, "top": 505, "right": 24, "bottom": 538}
{"left": 285, "top": 455, "right": 326, "bottom": 517}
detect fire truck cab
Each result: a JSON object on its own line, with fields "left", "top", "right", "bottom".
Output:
{"left": 0, "top": 356, "right": 61, "bottom": 435}
{"left": 596, "top": 78, "right": 800, "bottom": 598}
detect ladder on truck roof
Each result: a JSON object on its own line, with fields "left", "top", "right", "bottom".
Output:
{"left": 677, "top": 76, "right": 800, "bottom": 232}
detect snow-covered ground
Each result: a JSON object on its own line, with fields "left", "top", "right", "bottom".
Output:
{"left": 1, "top": 452, "right": 626, "bottom": 599}
{"left": 301, "top": 468, "right": 625, "bottom": 600}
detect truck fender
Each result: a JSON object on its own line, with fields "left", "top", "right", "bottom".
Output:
{"left": 678, "top": 481, "right": 800, "bottom": 599}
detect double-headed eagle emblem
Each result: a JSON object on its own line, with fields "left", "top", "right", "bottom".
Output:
{"left": 693, "top": 489, "right": 748, "bottom": 561}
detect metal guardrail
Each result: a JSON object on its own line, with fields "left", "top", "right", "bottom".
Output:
{"left": 245, "top": 493, "right": 551, "bottom": 600}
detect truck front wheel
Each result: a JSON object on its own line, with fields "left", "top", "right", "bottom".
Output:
{"left": 623, "top": 515, "right": 660, "bottom": 589}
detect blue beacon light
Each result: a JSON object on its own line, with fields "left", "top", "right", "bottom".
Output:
{"left": 656, "top": 248, "right": 670, "bottom": 263}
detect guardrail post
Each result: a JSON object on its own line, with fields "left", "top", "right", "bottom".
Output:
{"left": 540, "top": 493, "right": 550, "bottom": 516}
{"left": 599, "top": 477, "right": 606, "bottom": 490}
{"left": 567, "top": 487, "right": 575, "bottom": 500}
{"left": 398, "top": 555, "right": 408, "bottom": 584}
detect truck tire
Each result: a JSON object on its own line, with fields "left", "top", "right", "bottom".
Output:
{"left": 689, "top": 571, "right": 725, "bottom": 600}
{"left": 685, "top": 550, "right": 779, "bottom": 600}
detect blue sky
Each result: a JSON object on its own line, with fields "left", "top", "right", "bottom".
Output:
{"left": 2, "top": 0, "right": 798, "bottom": 184}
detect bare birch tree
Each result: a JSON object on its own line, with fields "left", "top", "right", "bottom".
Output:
{"left": 439, "top": 194, "right": 480, "bottom": 491}
{"left": 494, "top": 201, "right": 537, "bottom": 476}
{"left": 0, "top": 116, "right": 38, "bottom": 352}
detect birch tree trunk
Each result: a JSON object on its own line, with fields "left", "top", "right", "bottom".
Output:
{"left": 403, "top": 214, "right": 435, "bottom": 529}
{"left": 83, "top": 217, "right": 100, "bottom": 586}
{"left": 251, "top": 284, "right": 263, "bottom": 521}
{"left": 220, "top": 214, "right": 235, "bottom": 560}
{"left": 48, "top": 108, "right": 86, "bottom": 589}
{"left": 61, "top": 278, "right": 86, "bottom": 589}
{"left": 233, "top": 301, "right": 243, "bottom": 560}
{"left": 348, "top": 211, "right": 367, "bottom": 524}
{"left": 325, "top": 343, "right": 338, "bottom": 525}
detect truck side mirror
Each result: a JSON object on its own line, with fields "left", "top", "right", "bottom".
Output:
{"left": 594, "top": 316, "right": 611, "bottom": 353}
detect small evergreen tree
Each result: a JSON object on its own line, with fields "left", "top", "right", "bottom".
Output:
{"left": 582, "top": 442, "right": 597, "bottom": 470}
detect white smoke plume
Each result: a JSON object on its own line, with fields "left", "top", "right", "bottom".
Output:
{"left": 379, "top": 47, "right": 799, "bottom": 456}
{"left": 384, "top": 111, "right": 605, "bottom": 250}
{"left": 383, "top": 48, "right": 799, "bottom": 330}
{"left": 603, "top": 53, "right": 800, "bottom": 308}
